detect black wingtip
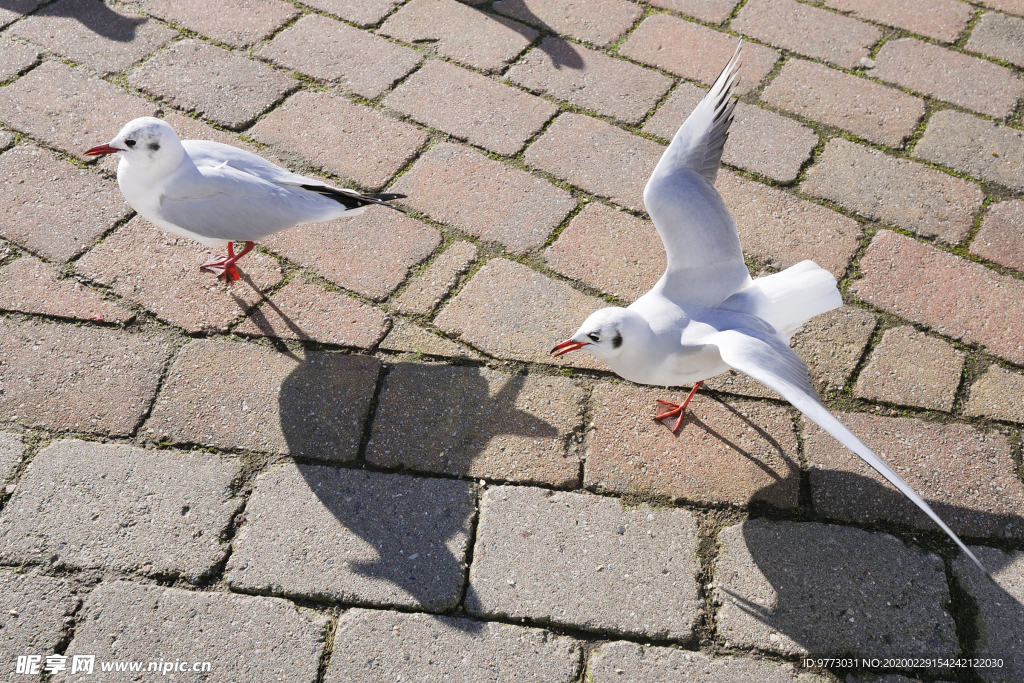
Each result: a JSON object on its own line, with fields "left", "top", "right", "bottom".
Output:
{"left": 367, "top": 192, "right": 407, "bottom": 202}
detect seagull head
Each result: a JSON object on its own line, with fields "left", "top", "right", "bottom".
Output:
{"left": 550, "top": 307, "right": 641, "bottom": 360}
{"left": 85, "top": 117, "right": 185, "bottom": 174}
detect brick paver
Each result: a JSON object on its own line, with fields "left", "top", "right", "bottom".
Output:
{"left": 526, "top": 113, "right": 662, "bottom": 213}
{"left": 914, "top": 109, "right": 1024, "bottom": 192}
{"left": 644, "top": 83, "right": 817, "bottom": 183}
{"left": 385, "top": 60, "right": 556, "bottom": 156}
{"left": 805, "top": 414, "right": 1024, "bottom": 539}
{"left": 129, "top": 39, "right": 297, "bottom": 130}
{"left": 0, "top": 439, "right": 241, "bottom": 580}
{"left": 967, "top": 11, "right": 1024, "bottom": 68}
{"left": 648, "top": 0, "right": 739, "bottom": 23}
{"left": 491, "top": 0, "right": 642, "bottom": 47}
{"left": 823, "top": 0, "right": 972, "bottom": 43}
{"left": 871, "top": 38, "right": 1024, "bottom": 118}
{"left": 588, "top": 642, "right": 829, "bottom": 682}
{"left": 0, "top": 319, "right": 171, "bottom": 435}
{"left": 434, "top": 258, "right": 606, "bottom": 369}
{"left": 973, "top": 200, "right": 1024, "bottom": 270}
{"left": 10, "top": 0, "right": 176, "bottom": 74}
{"left": 620, "top": 15, "right": 779, "bottom": 95}
{"left": 301, "top": 0, "right": 402, "bottom": 26}
{"left": 380, "top": 0, "right": 535, "bottom": 72}
{"left": 392, "top": 240, "right": 478, "bottom": 315}
{"left": 391, "top": 143, "right": 575, "bottom": 253}
{"left": 953, "top": 547, "right": 1024, "bottom": 683}
{"left": 507, "top": 37, "right": 673, "bottom": 124}
{"left": 262, "top": 206, "right": 440, "bottom": 299}
{"left": 326, "top": 609, "right": 581, "bottom": 682}
{"left": 143, "top": 0, "right": 299, "bottom": 48}
{"left": 258, "top": 14, "right": 421, "bottom": 99}
{"left": 146, "top": 339, "right": 379, "bottom": 459}
{"left": 466, "top": 485, "right": 700, "bottom": 640}
{"left": 854, "top": 327, "right": 964, "bottom": 411}
{"left": 977, "top": 0, "right": 1024, "bottom": 16}
{"left": 762, "top": 59, "right": 925, "bottom": 148}
{"left": 0, "top": 37, "right": 37, "bottom": 81}
{"left": 250, "top": 91, "right": 428, "bottom": 190}
{"left": 0, "top": 254, "right": 134, "bottom": 323}
{"left": 233, "top": 278, "right": 389, "bottom": 348}
{"left": 66, "top": 582, "right": 329, "bottom": 683}
{"left": 379, "top": 319, "right": 483, "bottom": 359}
{"left": 366, "top": 363, "right": 584, "bottom": 485}
{"left": 0, "top": 432, "right": 22, "bottom": 485}
{"left": 964, "top": 364, "right": 1024, "bottom": 423}
{"left": 0, "top": 60, "right": 157, "bottom": 161}
{"left": 802, "top": 139, "right": 983, "bottom": 244}
{"left": 0, "top": 571, "right": 78, "bottom": 657}
{"left": 586, "top": 386, "right": 800, "bottom": 508}
{"left": 227, "top": 464, "right": 474, "bottom": 610}
{"left": 715, "top": 520, "right": 959, "bottom": 657}
{"left": 732, "top": 0, "right": 881, "bottom": 68}
{"left": 855, "top": 230, "right": 1024, "bottom": 364}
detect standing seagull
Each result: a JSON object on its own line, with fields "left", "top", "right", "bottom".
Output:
{"left": 550, "top": 45, "right": 986, "bottom": 572}
{"left": 86, "top": 117, "right": 405, "bottom": 282}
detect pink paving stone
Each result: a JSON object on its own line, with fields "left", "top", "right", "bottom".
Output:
{"left": 0, "top": 37, "right": 38, "bottom": 81}
{"left": 233, "top": 278, "right": 389, "bottom": 348}
{"left": 145, "top": 338, "right": 380, "bottom": 460}
{"left": 967, "top": 11, "right": 1024, "bottom": 69}
{"left": 647, "top": 0, "right": 739, "bottom": 23}
{"left": 0, "top": 145, "right": 130, "bottom": 263}
{"left": 620, "top": 15, "right": 779, "bottom": 96}
{"left": 258, "top": 14, "right": 420, "bottom": 99}
{"left": 491, "top": 0, "right": 642, "bottom": 47}
{"left": 378, "top": 320, "right": 484, "bottom": 360}
{"left": 586, "top": 385, "right": 800, "bottom": 509}
{"left": 854, "top": 230, "right": 1024, "bottom": 364}
{"left": 871, "top": 38, "right": 1024, "bottom": 119}
{"left": 0, "top": 433, "right": 22, "bottom": 485}
{"left": 0, "top": 60, "right": 157, "bottom": 161}
{"left": 142, "top": 0, "right": 299, "bottom": 48}
{"left": 976, "top": 0, "right": 1024, "bottom": 16}
{"left": 732, "top": 0, "right": 880, "bottom": 68}
{"left": 0, "top": 319, "right": 172, "bottom": 435}
{"left": 545, "top": 203, "right": 664, "bottom": 302}
{"left": 384, "top": 60, "right": 557, "bottom": 156}
{"left": 914, "top": 109, "right": 1024, "bottom": 192}
{"left": 805, "top": 413, "right": 1024, "bottom": 540}
{"left": 964, "top": 364, "right": 1024, "bottom": 423}
{"left": 802, "top": 139, "right": 983, "bottom": 244}
{"left": 390, "top": 143, "right": 576, "bottom": 253}
{"left": 299, "top": 0, "right": 403, "bottom": 26}
{"left": 762, "top": 59, "right": 925, "bottom": 148}
{"left": 525, "top": 113, "right": 662, "bottom": 213}
{"left": 392, "top": 240, "right": 478, "bottom": 315}
{"left": 823, "top": 0, "right": 973, "bottom": 43}
{"left": 10, "top": 0, "right": 177, "bottom": 74}
{"left": 718, "top": 171, "right": 862, "bottom": 278}
{"left": 128, "top": 39, "right": 297, "bottom": 130}
{"left": 250, "top": 91, "right": 428, "bottom": 190}
{"left": 380, "top": 0, "right": 535, "bottom": 72}
{"left": 972, "top": 200, "right": 1024, "bottom": 271}
{"left": 75, "top": 217, "right": 285, "bottom": 333}
{"left": 434, "top": 258, "right": 607, "bottom": 370}
{"left": 853, "top": 326, "right": 965, "bottom": 411}
{"left": 262, "top": 205, "right": 441, "bottom": 300}
{"left": 0, "top": 254, "right": 133, "bottom": 323}
{"left": 0, "top": 1, "right": 45, "bottom": 28}
{"left": 508, "top": 37, "right": 672, "bottom": 124}
{"left": 644, "top": 83, "right": 817, "bottom": 183}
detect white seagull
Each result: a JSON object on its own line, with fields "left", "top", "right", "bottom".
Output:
{"left": 550, "top": 45, "right": 985, "bottom": 572}
{"left": 85, "top": 117, "right": 405, "bottom": 282}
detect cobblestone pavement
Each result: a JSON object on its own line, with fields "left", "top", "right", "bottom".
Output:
{"left": 1, "top": 0, "right": 1023, "bottom": 681}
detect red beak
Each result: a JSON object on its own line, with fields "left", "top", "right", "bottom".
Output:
{"left": 550, "top": 339, "right": 589, "bottom": 358}
{"left": 84, "top": 144, "right": 122, "bottom": 156}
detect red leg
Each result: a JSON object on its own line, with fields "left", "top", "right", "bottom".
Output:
{"left": 218, "top": 241, "right": 254, "bottom": 282}
{"left": 655, "top": 381, "right": 703, "bottom": 432}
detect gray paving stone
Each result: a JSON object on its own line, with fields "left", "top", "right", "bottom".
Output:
{"left": 967, "top": 11, "right": 1024, "bottom": 69}
{"left": 64, "top": 581, "right": 328, "bottom": 683}
{"left": 325, "top": 608, "right": 582, "bottom": 682}
{"left": 145, "top": 339, "right": 379, "bottom": 461}
{"left": 227, "top": 464, "right": 474, "bottom": 611}
{"left": 466, "top": 486, "right": 701, "bottom": 640}
{"left": 393, "top": 241, "right": 478, "bottom": 316}
{"left": 853, "top": 326, "right": 965, "bottom": 411}
{"left": 914, "top": 109, "right": 1024, "bottom": 192}
{"left": 0, "top": 37, "right": 38, "bottom": 82}
{"left": 0, "top": 319, "right": 172, "bottom": 435}
{"left": 964, "top": 364, "right": 1024, "bottom": 423}
{"left": 972, "top": 199, "right": 1024, "bottom": 271}
{"left": 0, "top": 570, "right": 79, "bottom": 660}
{"left": 0, "top": 432, "right": 23, "bottom": 486}
{"left": 379, "top": 320, "right": 482, "bottom": 360}
{"left": 714, "top": 520, "right": 959, "bottom": 657}
{"left": 0, "top": 440, "right": 240, "bottom": 581}
{"left": 952, "top": 546, "right": 1024, "bottom": 683}
{"left": 366, "top": 363, "right": 585, "bottom": 486}
{"left": 0, "top": 0, "right": 45, "bottom": 29}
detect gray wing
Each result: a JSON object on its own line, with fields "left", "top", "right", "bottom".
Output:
{"left": 709, "top": 326, "right": 986, "bottom": 574}
{"left": 644, "top": 42, "right": 750, "bottom": 308}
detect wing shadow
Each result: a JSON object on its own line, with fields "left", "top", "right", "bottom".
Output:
{"left": 3, "top": 0, "right": 147, "bottom": 42}
{"left": 474, "top": 1, "right": 584, "bottom": 70}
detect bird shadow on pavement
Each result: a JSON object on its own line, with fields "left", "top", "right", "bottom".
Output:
{"left": 1, "top": 0, "right": 147, "bottom": 42}
{"left": 471, "top": 1, "right": 584, "bottom": 70}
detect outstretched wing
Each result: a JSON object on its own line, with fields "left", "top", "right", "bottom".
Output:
{"left": 644, "top": 42, "right": 749, "bottom": 308}
{"left": 708, "top": 326, "right": 987, "bottom": 573}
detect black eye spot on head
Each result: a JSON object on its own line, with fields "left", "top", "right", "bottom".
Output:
{"left": 587, "top": 333, "right": 600, "bottom": 343}
{"left": 149, "top": 142, "right": 160, "bottom": 151}
{"left": 612, "top": 332, "right": 623, "bottom": 349}
{"left": 125, "top": 139, "right": 136, "bottom": 148}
